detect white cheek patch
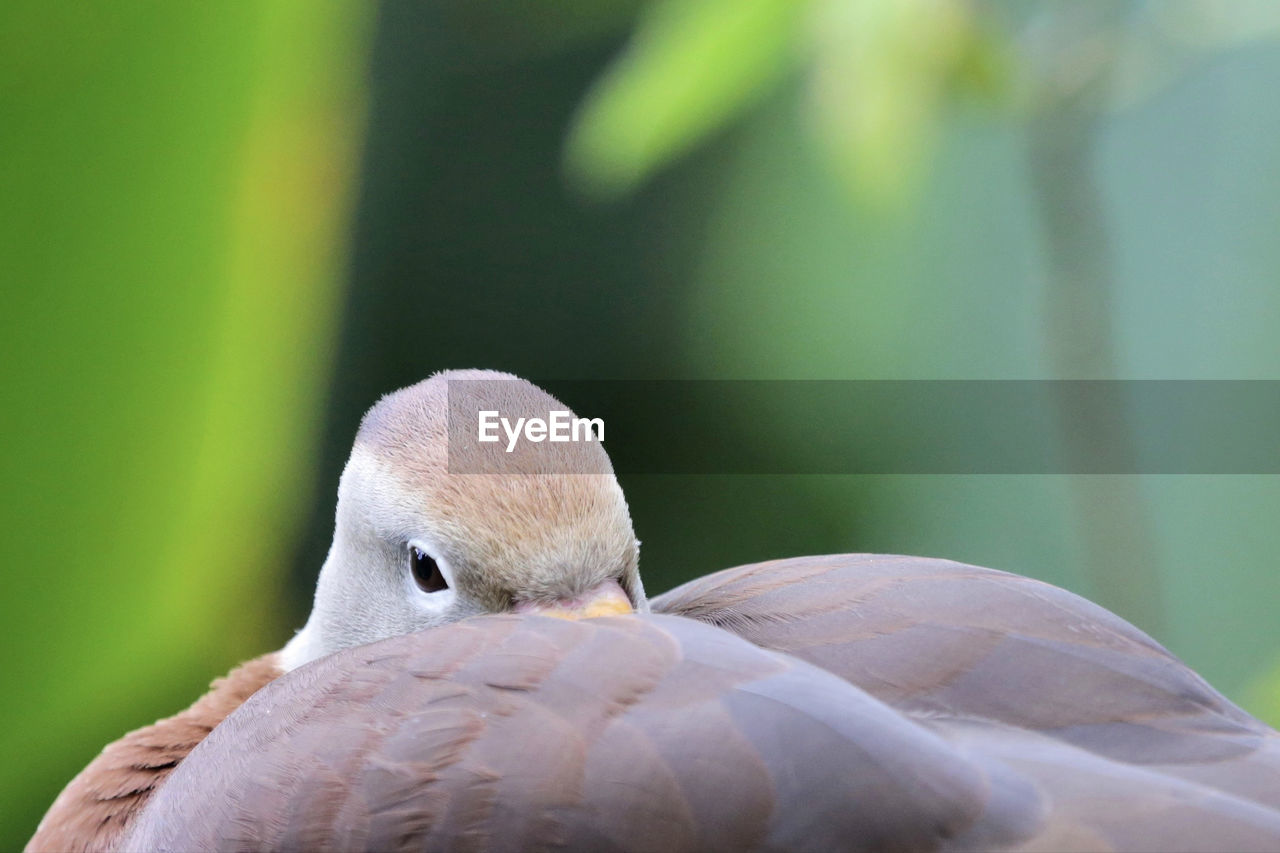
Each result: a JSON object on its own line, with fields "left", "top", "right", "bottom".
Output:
{"left": 280, "top": 624, "right": 320, "bottom": 672}
{"left": 412, "top": 584, "right": 458, "bottom": 617}
{"left": 292, "top": 444, "right": 497, "bottom": 671}
{"left": 408, "top": 579, "right": 458, "bottom": 614}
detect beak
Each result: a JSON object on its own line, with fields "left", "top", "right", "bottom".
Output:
{"left": 513, "top": 578, "right": 634, "bottom": 620}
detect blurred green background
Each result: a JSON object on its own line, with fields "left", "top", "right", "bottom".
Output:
{"left": 4, "top": 1, "right": 1280, "bottom": 848}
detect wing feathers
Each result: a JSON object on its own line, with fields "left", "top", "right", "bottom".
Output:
{"left": 108, "top": 554, "right": 1280, "bottom": 852}
{"left": 121, "top": 615, "right": 999, "bottom": 853}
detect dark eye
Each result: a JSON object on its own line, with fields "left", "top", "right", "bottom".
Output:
{"left": 410, "top": 546, "right": 449, "bottom": 593}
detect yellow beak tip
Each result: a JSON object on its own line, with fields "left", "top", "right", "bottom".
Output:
{"left": 517, "top": 580, "right": 634, "bottom": 620}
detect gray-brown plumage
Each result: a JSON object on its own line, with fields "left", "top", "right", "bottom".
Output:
{"left": 122, "top": 615, "right": 1001, "bottom": 853}
{"left": 119, "top": 557, "right": 1280, "bottom": 853}
{"left": 655, "top": 555, "right": 1280, "bottom": 850}
{"left": 30, "top": 373, "right": 1280, "bottom": 852}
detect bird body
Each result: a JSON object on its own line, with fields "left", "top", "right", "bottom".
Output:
{"left": 28, "top": 372, "right": 1280, "bottom": 852}
{"left": 122, "top": 614, "right": 999, "bottom": 853}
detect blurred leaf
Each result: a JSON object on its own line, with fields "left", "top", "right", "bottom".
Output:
{"left": 0, "top": 2, "right": 370, "bottom": 848}
{"left": 950, "top": 19, "right": 1020, "bottom": 105}
{"left": 568, "top": 0, "right": 1280, "bottom": 206}
{"left": 805, "top": 0, "right": 977, "bottom": 205}
{"left": 565, "top": 0, "right": 808, "bottom": 198}
{"left": 567, "top": 0, "right": 1014, "bottom": 207}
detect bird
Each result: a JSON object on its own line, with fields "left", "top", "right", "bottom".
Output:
{"left": 28, "top": 371, "right": 1280, "bottom": 852}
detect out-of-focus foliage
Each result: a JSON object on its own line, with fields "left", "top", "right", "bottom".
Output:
{"left": 312, "top": 0, "right": 1279, "bottom": 733}
{"left": 568, "top": 0, "right": 1280, "bottom": 204}
{"left": 565, "top": 0, "right": 808, "bottom": 197}
{"left": 567, "top": 0, "right": 1010, "bottom": 202}
{"left": 0, "top": 2, "right": 370, "bottom": 848}
{"left": 1101, "top": 1, "right": 1280, "bottom": 108}
{"left": 556, "top": 0, "right": 1280, "bottom": 720}
{"left": 5, "top": 1, "right": 1280, "bottom": 848}
{"left": 806, "top": 0, "right": 1003, "bottom": 203}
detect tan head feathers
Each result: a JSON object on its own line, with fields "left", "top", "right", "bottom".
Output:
{"left": 282, "top": 370, "right": 644, "bottom": 670}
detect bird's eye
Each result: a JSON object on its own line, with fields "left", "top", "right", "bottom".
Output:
{"left": 410, "top": 546, "right": 449, "bottom": 593}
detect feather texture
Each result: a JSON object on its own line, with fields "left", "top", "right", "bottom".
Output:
{"left": 34, "top": 556, "right": 1280, "bottom": 852}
